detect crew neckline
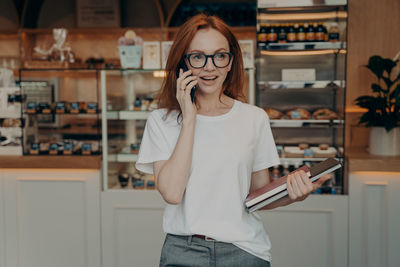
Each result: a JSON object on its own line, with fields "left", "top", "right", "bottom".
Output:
{"left": 196, "top": 100, "right": 239, "bottom": 121}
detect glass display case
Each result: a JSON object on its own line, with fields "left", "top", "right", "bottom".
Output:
{"left": 19, "top": 69, "right": 102, "bottom": 156}
{"left": 100, "top": 69, "right": 164, "bottom": 190}
{"left": 256, "top": 1, "right": 347, "bottom": 193}
{"left": 0, "top": 85, "right": 22, "bottom": 155}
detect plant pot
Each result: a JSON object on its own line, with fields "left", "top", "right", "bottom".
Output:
{"left": 369, "top": 127, "right": 400, "bottom": 156}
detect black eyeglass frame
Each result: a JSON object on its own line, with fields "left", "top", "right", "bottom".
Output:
{"left": 184, "top": 52, "right": 233, "bottom": 69}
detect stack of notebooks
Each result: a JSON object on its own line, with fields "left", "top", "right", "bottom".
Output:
{"left": 245, "top": 158, "right": 342, "bottom": 213}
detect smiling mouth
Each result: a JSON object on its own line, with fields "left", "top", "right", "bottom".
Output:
{"left": 200, "top": 76, "right": 217, "bottom": 81}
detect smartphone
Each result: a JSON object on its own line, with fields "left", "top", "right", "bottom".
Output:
{"left": 176, "top": 60, "right": 196, "bottom": 103}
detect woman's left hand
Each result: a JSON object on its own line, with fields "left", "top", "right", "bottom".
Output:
{"left": 286, "top": 170, "right": 332, "bottom": 201}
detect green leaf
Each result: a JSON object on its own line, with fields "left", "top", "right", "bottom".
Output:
{"left": 382, "top": 76, "right": 393, "bottom": 92}
{"left": 382, "top": 58, "right": 397, "bottom": 76}
{"left": 354, "top": 95, "right": 376, "bottom": 102}
{"left": 390, "top": 83, "right": 400, "bottom": 100}
{"left": 365, "top": 55, "right": 384, "bottom": 79}
{"left": 371, "top": 83, "right": 384, "bottom": 93}
{"left": 354, "top": 96, "right": 376, "bottom": 109}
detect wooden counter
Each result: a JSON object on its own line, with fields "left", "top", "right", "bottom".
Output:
{"left": 0, "top": 155, "right": 101, "bottom": 169}
{"left": 347, "top": 148, "right": 400, "bottom": 172}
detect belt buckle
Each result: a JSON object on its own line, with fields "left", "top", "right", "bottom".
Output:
{"left": 205, "top": 236, "right": 214, "bottom": 241}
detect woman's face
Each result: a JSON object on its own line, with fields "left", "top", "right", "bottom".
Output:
{"left": 186, "top": 28, "right": 232, "bottom": 96}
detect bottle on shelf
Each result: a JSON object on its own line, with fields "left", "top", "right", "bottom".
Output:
{"left": 257, "top": 24, "right": 268, "bottom": 47}
{"left": 305, "top": 22, "right": 315, "bottom": 42}
{"left": 315, "top": 22, "right": 326, "bottom": 42}
{"left": 328, "top": 22, "right": 340, "bottom": 42}
{"left": 297, "top": 23, "right": 306, "bottom": 42}
{"left": 286, "top": 23, "right": 297, "bottom": 42}
{"left": 277, "top": 24, "right": 287, "bottom": 43}
{"left": 267, "top": 24, "right": 278, "bottom": 44}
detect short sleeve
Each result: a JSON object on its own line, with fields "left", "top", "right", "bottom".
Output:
{"left": 252, "top": 112, "right": 280, "bottom": 172}
{"left": 135, "top": 112, "right": 172, "bottom": 174}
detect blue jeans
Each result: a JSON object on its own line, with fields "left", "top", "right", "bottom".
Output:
{"left": 160, "top": 234, "right": 270, "bottom": 267}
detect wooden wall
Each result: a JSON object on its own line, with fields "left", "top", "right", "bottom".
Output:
{"left": 346, "top": 0, "right": 400, "bottom": 151}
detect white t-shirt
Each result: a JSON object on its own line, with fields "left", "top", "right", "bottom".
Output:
{"left": 136, "top": 100, "right": 280, "bottom": 261}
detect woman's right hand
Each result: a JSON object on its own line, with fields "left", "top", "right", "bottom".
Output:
{"left": 176, "top": 68, "right": 198, "bottom": 123}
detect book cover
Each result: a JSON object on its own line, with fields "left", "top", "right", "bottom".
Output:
{"left": 245, "top": 158, "right": 342, "bottom": 212}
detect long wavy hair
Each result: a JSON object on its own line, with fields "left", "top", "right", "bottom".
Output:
{"left": 157, "top": 13, "right": 246, "bottom": 118}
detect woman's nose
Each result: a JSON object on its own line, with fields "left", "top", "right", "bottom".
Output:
{"left": 203, "top": 56, "right": 216, "bottom": 71}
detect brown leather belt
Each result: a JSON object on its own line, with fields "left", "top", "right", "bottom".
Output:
{"left": 193, "top": 234, "right": 215, "bottom": 241}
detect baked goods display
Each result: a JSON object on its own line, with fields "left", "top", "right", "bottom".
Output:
{"left": 286, "top": 108, "right": 311, "bottom": 120}
{"left": 312, "top": 108, "right": 338, "bottom": 120}
{"left": 283, "top": 145, "right": 337, "bottom": 158}
{"left": 265, "top": 108, "right": 283, "bottom": 119}
{"left": 264, "top": 107, "right": 339, "bottom": 120}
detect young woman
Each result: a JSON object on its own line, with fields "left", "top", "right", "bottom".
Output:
{"left": 136, "top": 14, "right": 330, "bottom": 267}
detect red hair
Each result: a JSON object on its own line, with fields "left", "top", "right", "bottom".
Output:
{"left": 157, "top": 14, "right": 246, "bottom": 117}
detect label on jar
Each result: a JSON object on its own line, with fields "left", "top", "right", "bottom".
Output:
{"left": 257, "top": 33, "right": 268, "bottom": 42}
{"left": 290, "top": 111, "right": 302, "bottom": 119}
{"left": 287, "top": 33, "right": 296, "bottom": 42}
{"left": 87, "top": 102, "right": 98, "bottom": 113}
{"left": 56, "top": 102, "right": 65, "bottom": 112}
{"left": 315, "top": 32, "right": 325, "bottom": 41}
{"left": 306, "top": 32, "right": 315, "bottom": 41}
{"left": 297, "top": 32, "right": 306, "bottom": 42}
{"left": 267, "top": 33, "right": 277, "bottom": 42}
{"left": 329, "top": 33, "right": 340, "bottom": 40}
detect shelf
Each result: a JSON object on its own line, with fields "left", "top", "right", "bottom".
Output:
{"left": 0, "top": 146, "right": 22, "bottom": 155}
{"left": 108, "top": 146, "right": 138, "bottom": 162}
{"left": 278, "top": 157, "right": 342, "bottom": 165}
{"left": 259, "top": 48, "right": 346, "bottom": 56}
{"left": 107, "top": 110, "right": 151, "bottom": 120}
{"left": 270, "top": 119, "right": 344, "bottom": 127}
{"left": 0, "top": 115, "right": 21, "bottom": 119}
{"left": 259, "top": 80, "right": 344, "bottom": 90}
{"left": 259, "top": 41, "right": 345, "bottom": 51}
{"left": 0, "top": 155, "right": 101, "bottom": 168}
{"left": 258, "top": 1, "right": 347, "bottom": 8}
{"left": 24, "top": 112, "right": 100, "bottom": 115}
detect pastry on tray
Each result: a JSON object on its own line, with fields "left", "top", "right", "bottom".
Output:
{"left": 264, "top": 108, "right": 283, "bottom": 119}
{"left": 286, "top": 108, "right": 311, "bottom": 120}
{"left": 312, "top": 108, "right": 338, "bottom": 120}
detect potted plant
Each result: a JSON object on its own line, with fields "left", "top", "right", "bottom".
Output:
{"left": 355, "top": 54, "right": 400, "bottom": 156}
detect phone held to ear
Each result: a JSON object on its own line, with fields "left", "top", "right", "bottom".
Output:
{"left": 176, "top": 60, "right": 196, "bottom": 103}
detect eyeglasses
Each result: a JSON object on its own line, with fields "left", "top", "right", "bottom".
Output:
{"left": 184, "top": 52, "right": 233, "bottom": 69}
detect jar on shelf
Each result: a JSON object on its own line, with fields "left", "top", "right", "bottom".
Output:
{"left": 286, "top": 23, "right": 297, "bottom": 42}
{"left": 305, "top": 22, "right": 315, "bottom": 42}
{"left": 257, "top": 24, "right": 268, "bottom": 47}
{"left": 328, "top": 22, "right": 340, "bottom": 42}
{"left": 297, "top": 23, "right": 306, "bottom": 42}
{"left": 277, "top": 24, "right": 287, "bottom": 43}
{"left": 267, "top": 24, "right": 278, "bottom": 43}
{"left": 315, "top": 22, "right": 326, "bottom": 42}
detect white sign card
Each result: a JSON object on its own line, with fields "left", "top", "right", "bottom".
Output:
{"left": 143, "top": 41, "right": 161, "bottom": 69}
{"left": 238, "top": 40, "right": 254, "bottom": 69}
{"left": 281, "top": 68, "right": 316, "bottom": 81}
